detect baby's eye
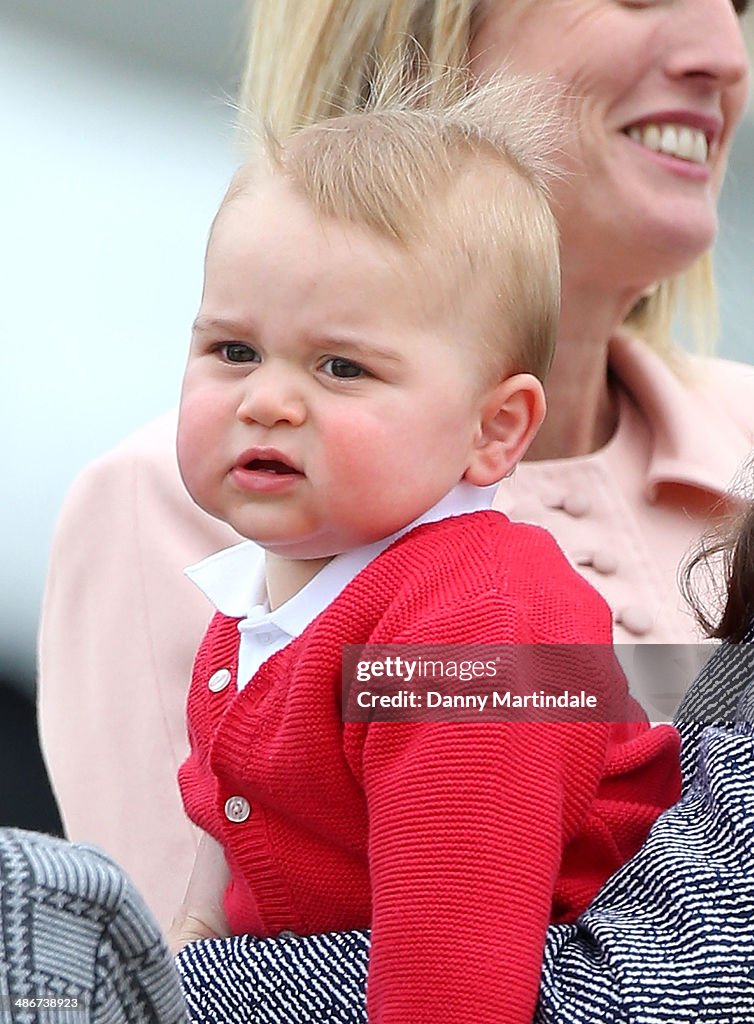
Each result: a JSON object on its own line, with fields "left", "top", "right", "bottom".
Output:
{"left": 321, "top": 357, "right": 367, "bottom": 379}
{"left": 221, "top": 343, "right": 259, "bottom": 363}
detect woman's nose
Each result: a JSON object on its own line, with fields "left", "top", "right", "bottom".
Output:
{"left": 235, "top": 365, "right": 307, "bottom": 428}
{"left": 665, "top": 0, "right": 749, "bottom": 92}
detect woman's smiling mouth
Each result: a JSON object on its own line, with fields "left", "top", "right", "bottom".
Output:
{"left": 625, "top": 123, "right": 709, "bottom": 165}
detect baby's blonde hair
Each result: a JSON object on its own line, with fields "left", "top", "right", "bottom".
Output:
{"left": 227, "top": 72, "right": 561, "bottom": 381}
{"left": 240, "top": 0, "right": 718, "bottom": 358}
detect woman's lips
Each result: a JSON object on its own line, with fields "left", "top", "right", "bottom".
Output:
{"left": 620, "top": 111, "right": 722, "bottom": 179}
{"left": 625, "top": 123, "right": 709, "bottom": 165}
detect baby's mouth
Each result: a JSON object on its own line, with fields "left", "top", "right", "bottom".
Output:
{"left": 245, "top": 459, "right": 302, "bottom": 476}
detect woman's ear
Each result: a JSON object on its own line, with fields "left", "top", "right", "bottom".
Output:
{"left": 464, "top": 373, "right": 546, "bottom": 486}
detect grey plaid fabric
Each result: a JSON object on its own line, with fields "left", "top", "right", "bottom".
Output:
{"left": 177, "top": 636, "right": 754, "bottom": 1024}
{"left": 0, "top": 830, "right": 187, "bottom": 1024}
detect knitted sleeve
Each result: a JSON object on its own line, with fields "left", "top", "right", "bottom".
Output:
{"left": 350, "top": 591, "right": 614, "bottom": 1024}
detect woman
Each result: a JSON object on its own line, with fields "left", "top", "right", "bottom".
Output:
{"left": 39, "top": 0, "right": 754, "bottom": 932}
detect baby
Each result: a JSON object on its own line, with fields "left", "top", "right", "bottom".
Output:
{"left": 172, "top": 78, "right": 680, "bottom": 1024}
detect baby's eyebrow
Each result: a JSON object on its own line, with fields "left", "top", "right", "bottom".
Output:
{"left": 192, "top": 315, "right": 252, "bottom": 336}
{"left": 320, "top": 336, "right": 403, "bottom": 365}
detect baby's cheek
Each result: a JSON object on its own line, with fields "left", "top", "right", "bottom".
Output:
{"left": 319, "top": 416, "right": 422, "bottom": 536}
{"left": 318, "top": 415, "right": 390, "bottom": 478}
{"left": 179, "top": 386, "right": 224, "bottom": 439}
{"left": 176, "top": 393, "right": 220, "bottom": 492}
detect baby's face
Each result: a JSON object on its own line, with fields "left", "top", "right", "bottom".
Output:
{"left": 177, "top": 177, "right": 490, "bottom": 560}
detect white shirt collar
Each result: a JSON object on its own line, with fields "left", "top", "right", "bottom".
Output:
{"left": 185, "top": 480, "right": 496, "bottom": 640}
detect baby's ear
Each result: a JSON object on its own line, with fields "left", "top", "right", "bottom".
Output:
{"left": 464, "top": 374, "right": 546, "bottom": 486}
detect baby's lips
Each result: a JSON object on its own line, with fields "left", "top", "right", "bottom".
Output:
{"left": 235, "top": 446, "right": 303, "bottom": 474}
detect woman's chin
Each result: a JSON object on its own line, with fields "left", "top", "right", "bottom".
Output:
{"left": 640, "top": 214, "right": 717, "bottom": 279}
{"left": 557, "top": 158, "right": 720, "bottom": 288}
{"left": 566, "top": 208, "right": 717, "bottom": 292}
{"left": 623, "top": 186, "right": 720, "bottom": 277}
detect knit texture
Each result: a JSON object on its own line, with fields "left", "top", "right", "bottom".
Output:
{"left": 175, "top": 635, "right": 754, "bottom": 1024}
{"left": 0, "top": 829, "right": 187, "bottom": 1024}
{"left": 179, "top": 512, "right": 679, "bottom": 1024}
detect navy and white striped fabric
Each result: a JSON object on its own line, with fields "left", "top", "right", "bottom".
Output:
{"left": 177, "top": 931, "right": 369, "bottom": 1024}
{"left": 177, "top": 637, "right": 754, "bottom": 1023}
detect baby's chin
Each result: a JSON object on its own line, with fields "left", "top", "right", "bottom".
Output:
{"left": 256, "top": 527, "right": 396, "bottom": 562}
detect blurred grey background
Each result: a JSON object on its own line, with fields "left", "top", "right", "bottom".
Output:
{"left": 0, "top": 2, "right": 752, "bottom": 829}
{"left": 0, "top": 0, "right": 247, "bottom": 830}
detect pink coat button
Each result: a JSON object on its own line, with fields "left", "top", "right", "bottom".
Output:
{"left": 542, "top": 491, "right": 566, "bottom": 510}
{"left": 576, "top": 550, "right": 618, "bottom": 575}
{"left": 562, "top": 493, "right": 591, "bottom": 518}
{"left": 591, "top": 550, "right": 618, "bottom": 575}
{"left": 617, "top": 606, "right": 653, "bottom": 637}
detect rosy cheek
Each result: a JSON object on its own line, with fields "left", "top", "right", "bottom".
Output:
{"left": 177, "top": 392, "right": 222, "bottom": 481}
{"left": 317, "top": 412, "right": 388, "bottom": 471}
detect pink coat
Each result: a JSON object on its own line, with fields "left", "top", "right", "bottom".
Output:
{"left": 38, "top": 333, "right": 754, "bottom": 929}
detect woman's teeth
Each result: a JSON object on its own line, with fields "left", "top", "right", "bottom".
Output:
{"left": 627, "top": 124, "right": 709, "bottom": 165}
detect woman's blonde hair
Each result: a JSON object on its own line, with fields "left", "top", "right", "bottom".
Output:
{"left": 240, "top": 0, "right": 716, "bottom": 356}
{"left": 241, "top": 0, "right": 477, "bottom": 134}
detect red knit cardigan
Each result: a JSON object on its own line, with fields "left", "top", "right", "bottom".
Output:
{"left": 179, "top": 511, "right": 680, "bottom": 1024}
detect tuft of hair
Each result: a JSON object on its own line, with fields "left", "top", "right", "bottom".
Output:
{"left": 240, "top": 0, "right": 719, "bottom": 365}
{"left": 233, "top": 70, "right": 563, "bottom": 382}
